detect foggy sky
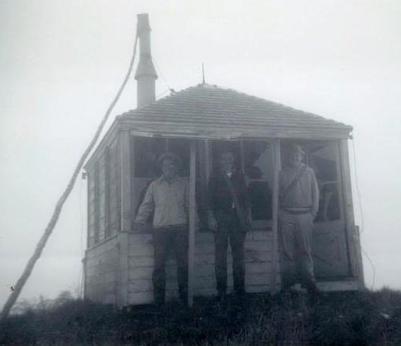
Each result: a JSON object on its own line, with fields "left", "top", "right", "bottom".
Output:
{"left": 1, "top": 0, "right": 401, "bottom": 308}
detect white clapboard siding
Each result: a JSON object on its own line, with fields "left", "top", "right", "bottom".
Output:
{"left": 84, "top": 236, "right": 120, "bottom": 305}
{"left": 127, "top": 230, "right": 273, "bottom": 304}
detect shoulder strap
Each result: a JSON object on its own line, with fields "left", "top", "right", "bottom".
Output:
{"left": 280, "top": 165, "right": 307, "bottom": 201}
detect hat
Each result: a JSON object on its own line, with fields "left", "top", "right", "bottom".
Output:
{"left": 157, "top": 152, "right": 182, "bottom": 168}
{"left": 286, "top": 144, "right": 305, "bottom": 156}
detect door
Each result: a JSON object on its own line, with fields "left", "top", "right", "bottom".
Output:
{"left": 305, "top": 141, "right": 351, "bottom": 279}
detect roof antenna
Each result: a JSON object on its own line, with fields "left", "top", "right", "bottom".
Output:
{"left": 202, "top": 62, "right": 206, "bottom": 85}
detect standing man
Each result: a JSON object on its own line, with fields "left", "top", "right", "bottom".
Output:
{"left": 135, "top": 152, "right": 189, "bottom": 306}
{"left": 208, "top": 150, "right": 251, "bottom": 300}
{"left": 279, "top": 144, "right": 320, "bottom": 298}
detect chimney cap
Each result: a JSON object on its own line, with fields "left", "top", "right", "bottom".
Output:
{"left": 137, "top": 13, "right": 151, "bottom": 33}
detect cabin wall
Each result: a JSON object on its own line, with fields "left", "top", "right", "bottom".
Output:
{"left": 86, "top": 137, "right": 121, "bottom": 249}
{"left": 84, "top": 133, "right": 363, "bottom": 307}
{"left": 127, "top": 230, "right": 274, "bottom": 305}
{"left": 84, "top": 235, "right": 120, "bottom": 304}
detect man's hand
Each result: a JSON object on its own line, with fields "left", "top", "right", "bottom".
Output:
{"left": 311, "top": 210, "right": 318, "bottom": 221}
{"left": 208, "top": 215, "right": 218, "bottom": 232}
{"left": 133, "top": 222, "right": 146, "bottom": 232}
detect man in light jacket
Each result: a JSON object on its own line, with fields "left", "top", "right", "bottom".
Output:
{"left": 279, "top": 144, "right": 320, "bottom": 299}
{"left": 135, "top": 152, "right": 189, "bottom": 306}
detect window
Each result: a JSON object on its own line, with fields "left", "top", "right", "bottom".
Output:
{"left": 307, "top": 143, "right": 342, "bottom": 222}
{"left": 134, "top": 137, "right": 166, "bottom": 178}
{"left": 281, "top": 140, "right": 342, "bottom": 223}
{"left": 242, "top": 141, "right": 273, "bottom": 222}
{"left": 87, "top": 141, "right": 120, "bottom": 248}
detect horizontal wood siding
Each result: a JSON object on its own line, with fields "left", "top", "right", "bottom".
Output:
{"left": 98, "top": 154, "right": 106, "bottom": 243}
{"left": 127, "top": 231, "right": 274, "bottom": 304}
{"left": 84, "top": 236, "right": 120, "bottom": 304}
{"left": 87, "top": 170, "right": 96, "bottom": 248}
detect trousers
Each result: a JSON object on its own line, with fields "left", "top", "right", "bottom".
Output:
{"left": 152, "top": 227, "right": 188, "bottom": 304}
{"left": 215, "top": 211, "right": 246, "bottom": 295}
{"left": 279, "top": 210, "right": 316, "bottom": 290}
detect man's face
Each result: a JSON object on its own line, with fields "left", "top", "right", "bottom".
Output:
{"left": 161, "top": 158, "right": 178, "bottom": 180}
{"left": 220, "top": 152, "right": 235, "bottom": 172}
{"left": 288, "top": 151, "right": 303, "bottom": 168}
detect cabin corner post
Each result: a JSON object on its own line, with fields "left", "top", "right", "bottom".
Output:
{"left": 117, "top": 130, "right": 132, "bottom": 307}
{"left": 339, "top": 139, "right": 364, "bottom": 288}
{"left": 120, "top": 130, "right": 132, "bottom": 232}
{"left": 187, "top": 141, "right": 197, "bottom": 307}
{"left": 271, "top": 139, "right": 281, "bottom": 293}
{"left": 81, "top": 256, "right": 87, "bottom": 300}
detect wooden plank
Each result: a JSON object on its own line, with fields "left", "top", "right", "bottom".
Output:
{"left": 94, "top": 161, "right": 100, "bottom": 244}
{"left": 271, "top": 138, "right": 281, "bottom": 293}
{"left": 245, "top": 240, "right": 273, "bottom": 252}
{"left": 194, "top": 288, "right": 216, "bottom": 296}
{"left": 85, "top": 235, "right": 119, "bottom": 258}
{"left": 129, "top": 279, "right": 154, "bottom": 293}
{"left": 120, "top": 130, "right": 132, "bottom": 232}
{"left": 85, "top": 121, "right": 120, "bottom": 171}
{"left": 103, "top": 294, "right": 117, "bottom": 305}
{"left": 194, "top": 249, "right": 272, "bottom": 266}
{"left": 129, "top": 233, "right": 153, "bottom": 248}
{"left": 354, "top": 225, "right": 365, "bottom": 288}
{"left": 129, "top": 256, "right": 154, "bottom": 268}
{"left": 129, "top": 291, "right": 153, "bottom": 305}
{"left": 125, "top": 122, "right": 351, "bottom": 141}
{"left": 128, "top": 245, "right": 154, "bottom": 257}
{"left": 339, "top": 139, "right": 362, "bottom": 285}
{"left": 128, "top": 267, "right": 154, "bottom": 281}
{"left": 87, "top": 170, "right": 94, "bottom": 249}
{"left": 188, "top": 141, "right": 197, "bottom": 306}
{"left": 317, "top": 279, "right": 360, "bottom": 292}
{"left": 117, "top": 231, "right": 129, "bottom": 307}
{"left": 82, "top": 257, "right": 87, "bottom": 299}
{"left": 246, "top": 285, "right": 270, "bottom": 293}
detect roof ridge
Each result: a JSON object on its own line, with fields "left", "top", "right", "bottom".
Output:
{"left": 118, "top": 83, "right": 352, "bottom": 132}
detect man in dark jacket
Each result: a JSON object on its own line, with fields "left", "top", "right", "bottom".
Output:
{"left": 208, "top": 151, "right": 251, "bottom": 300}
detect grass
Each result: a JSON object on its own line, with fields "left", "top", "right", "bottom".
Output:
{"left": 1, "top": 289, "right": 401, "bottom": 345}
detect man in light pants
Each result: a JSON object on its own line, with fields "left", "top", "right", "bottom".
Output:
{"left": 279, "top": 144, "right": 320, "bottom": 299}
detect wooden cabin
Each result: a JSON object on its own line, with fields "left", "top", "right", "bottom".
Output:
{"left": 83, "top": 14, "right": 364, "bottom": 307}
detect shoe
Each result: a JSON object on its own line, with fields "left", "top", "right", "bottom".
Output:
{"left": 154, "top": 296, "right": 165, "bottom": 307}
{"left": 216, "top": 292, "right": 227, "bottom": 303}
{"left": 307, "top": 285, "right": 321, "bottom": 305}
{"left": 179, "top": 296, "right": 188, "bottom": 308}
{"left": 234, "top": 289, "right": 246, "bottom": 301}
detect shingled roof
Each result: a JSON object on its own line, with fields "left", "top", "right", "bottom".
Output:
{"left": 119, "top": 84, "right": 352, "bottom": 140}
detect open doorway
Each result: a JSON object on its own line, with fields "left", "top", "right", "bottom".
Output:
{"left": 209, "top": 140, "right": 274, "bottom": 231}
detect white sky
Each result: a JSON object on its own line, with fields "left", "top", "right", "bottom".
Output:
{"left": 1, "top": 0, "right": 401, "bottom": 308}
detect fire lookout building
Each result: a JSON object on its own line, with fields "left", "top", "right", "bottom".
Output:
{"left": 83, "top": 14, "right": 364, "bottom": 307}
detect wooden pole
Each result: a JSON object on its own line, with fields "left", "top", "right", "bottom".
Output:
{"left": 0, "top": 33, "right": 139, "bottom": 320}
{"left": 188, "top": 141, "right": 197, "bottom": 306}
{"left": 339, "top": 139, "right": 364, "bottom": 287}
{"left": 271, "top": 139, "right": 281, "bottom": 293}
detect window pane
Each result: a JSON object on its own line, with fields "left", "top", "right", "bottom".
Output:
{"left": 134, "top": 137, "right": 167, "bottom": 178}
{"left": 308, "top": 143, "right": 341, "bottom": 222}
{"left": 243, "top": 141, "right": 273, "bottom": 221}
